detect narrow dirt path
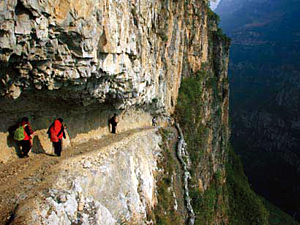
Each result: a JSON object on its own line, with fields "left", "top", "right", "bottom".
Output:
{"left": 0, "top": 127, "right": 154, "bottom": 224}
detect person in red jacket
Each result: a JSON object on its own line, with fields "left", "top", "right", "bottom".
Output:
{"left": 19, "top": 117, "right": 34, "bottom": 158}
{"left": 47, "top": 118, "right": 66, "bottom": 157}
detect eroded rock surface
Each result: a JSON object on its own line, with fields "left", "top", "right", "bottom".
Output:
{"left": 0, "top": 0, "right": 209, "bottom": 110}
{"left": 12, "top": 129, "right": 161, "bottom": 225}
{"left": 0, "top": 0, "right": 210, "bottom": 162}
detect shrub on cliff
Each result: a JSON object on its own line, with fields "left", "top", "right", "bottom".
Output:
{"left": 175, "top": 69, "right": 269, "bottom": 224}
{"left": 226, "top": 146, "right": 269, "bottom": 225}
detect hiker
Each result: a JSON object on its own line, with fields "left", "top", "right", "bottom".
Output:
{"left": 14, "top": 117, "right": 34, "bottom": 158}
{"left": 47, "top": 118, "right": 66, "bottom": 157}
{"left": 109, "top": 113, "right": 118, "bottom": 134}
{"left": 152, "top": 117, "right": 157, "bottom": 126}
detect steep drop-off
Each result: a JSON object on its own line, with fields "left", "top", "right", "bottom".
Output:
{"left": 216, "top": 0, "right": 300, "bottom": 220}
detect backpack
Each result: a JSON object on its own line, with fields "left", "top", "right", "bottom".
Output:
{"left": 14, "top": 125, "right": 26, "bottom": 141}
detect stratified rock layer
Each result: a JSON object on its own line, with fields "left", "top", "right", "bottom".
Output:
{"left": 0, "top": 0, "right": 208, "bottom": 110}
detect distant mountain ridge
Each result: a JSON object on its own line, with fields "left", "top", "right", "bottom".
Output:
{"left": 216, "top": 0, "right": 300, "bottom": 220}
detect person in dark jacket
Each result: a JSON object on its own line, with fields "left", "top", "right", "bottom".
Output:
{"left": 109, "top": 113, "right": 118, "bottom": 134}
{"left": 47, "top": 118, "right": 66, "bottom": 157}
{"left": 19, "top": 117, "right": 34, "bottom": 158}
{"left": 152, "top": 117, "right": 157, "bottom": 126}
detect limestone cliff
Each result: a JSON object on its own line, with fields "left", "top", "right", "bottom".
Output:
{"left": 0, "top": 0, "right": 231, "bottom": 224}
{"left": 0, "top": 0, "right": 211, "bottom": 162}
{"left": 12, "top": 129, "right": 162, "bottom": 224}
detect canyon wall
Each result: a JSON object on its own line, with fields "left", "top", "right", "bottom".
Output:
{"left": 216, "top": 0, "right": 300, "bottom": 219}
{"left": 0, "top": 0, "right": 210, "bottom": 162}
{"left": 0, "top": 0, "right": 233, "bottom": 224}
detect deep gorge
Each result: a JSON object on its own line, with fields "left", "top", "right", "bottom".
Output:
{"left": 0, "top": 0, "right": 293, "bottom": 224}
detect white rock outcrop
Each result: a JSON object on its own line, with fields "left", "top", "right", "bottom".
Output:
{"left": 18, "top": 129, "right": 162, "bottom": 224}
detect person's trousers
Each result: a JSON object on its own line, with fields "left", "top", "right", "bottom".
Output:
{"left": 53, "top": 139, "right": 62, "bottom": 156}
{"left": 19, "top": 140, "right": 31, "bottom": 157}
{"left": 112, "top": 125, "right": 116, "bottom": 133}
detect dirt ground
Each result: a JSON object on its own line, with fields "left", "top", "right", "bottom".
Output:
{"left": 0, "top": 127, "right": 154, "bottom": 225}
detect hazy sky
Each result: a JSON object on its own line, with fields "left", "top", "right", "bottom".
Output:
{"left": 210, "top": 0, "right": 221, "bottom": 10}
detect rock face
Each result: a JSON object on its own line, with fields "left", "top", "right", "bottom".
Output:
{"left": 13, "top": 129, "right": 161, "bottom": 225}
{"left": 0, "top": 0, "right": 209, "bottom": 110}
{"left": 216, "top": 0, "right": 300, "bottom": 220}
{"left": 0, "top": 0, "right": 210, "bottom": 162}
{"left": 0, "top": 0, "right": 231, "bottom": 224}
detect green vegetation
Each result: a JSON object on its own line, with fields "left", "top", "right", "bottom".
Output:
{"left": 226, "top": 145, "right": 269, "bottom": 224}
{"left": 169, "top": 1, "right": 299, "bottom": 224}
{"left": 207, "top": 6, "right": 231, "bottom": 47}
{"left": 175, "top": 65, "right": 227, "bottom": 224}
{"left": 214, "top": 28, "right": 231, "bottom": 43}
{"left": 175, "top": 62, "right": 271, "bottom": 224}
{"left": 218, "top": 0, "right": 300, "bottom": 220}
{"left": 149, "top": 128, "right": 183, "bottom": 225}
{"left": 175, "top": 68, "right": 210, "bottom": 169}
{"left": 175, "top": 70, "right": 204, "bottom": 132}
{"left": 207, "top": 8, "right": 220, "bottom": 25}
{"left": 263, "top": 198, "right": 300, "bottom": 225}
{"left": 189, "top": 169, "right": 227, "bottom": 224}
{"left": 175, "top": 68, "right": 298, "bottom": 224}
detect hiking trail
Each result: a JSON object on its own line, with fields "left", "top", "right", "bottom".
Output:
{"left": 0, "top": 127, "right": 155, "bottom": 224}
